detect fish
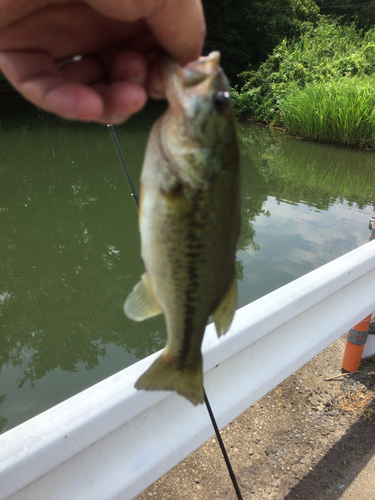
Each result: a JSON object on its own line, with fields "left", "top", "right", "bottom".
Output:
{"left": 124, "top": 51, "right": 241, "bottom": 405}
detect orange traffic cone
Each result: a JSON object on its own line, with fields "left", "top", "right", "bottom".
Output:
{"left": 342, "top": 315, "right": 372, "bottom": 372}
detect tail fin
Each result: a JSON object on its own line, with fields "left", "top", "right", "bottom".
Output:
{"left": 135, "top": 353, "right": 204, "bottom": 406}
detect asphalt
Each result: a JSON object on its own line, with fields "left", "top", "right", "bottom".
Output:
{"left": 136, "top": 335, "right": 375, "bottom": 499}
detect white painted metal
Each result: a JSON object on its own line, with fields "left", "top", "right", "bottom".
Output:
{"left": 1, "top": 240, "right": 375, "bottom": 500}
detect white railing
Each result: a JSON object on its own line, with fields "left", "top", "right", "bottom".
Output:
{"left": 1, "top": 240, "right": 375, "bottom": 500}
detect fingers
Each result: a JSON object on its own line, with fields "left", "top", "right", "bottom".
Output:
{"left": 0, "top": 50, "right": 104, "bottom": 120}
{"left": 88, "top": 0, "right": 206, "bottom": 65}
{"left": 146, "top": 57, "right": 165, "bottom": 99}
{"left": 59, "top": 57, "right": 103, "bottom": 85}
{"left": 108, "top": 49, "right": 148, "bottom": 85}
{"left": 0, "top": 0, "right": 206, "bottom": 123}
{"left": 146, "top": 0, "right": 206, "bottom": 66}
{"left": 0, "top": 49, "right": 148, "bottom": 123}
{"left": 98, "top": 81, "right": 146, "bottom": 124}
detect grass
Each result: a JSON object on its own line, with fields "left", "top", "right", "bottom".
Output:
{"left": 280, "top": 78, "right": 375, "bottom": 148}
{"left": 233, "top": 19, "right": 375, "bottom": 132}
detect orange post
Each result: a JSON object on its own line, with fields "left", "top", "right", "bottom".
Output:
{"left": 369, "top": 217, "right": 375, "bottom": 241}
{"left": 342, "top": 315, "right": 372, "bottom": 372}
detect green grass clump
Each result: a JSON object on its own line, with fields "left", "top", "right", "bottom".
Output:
{"left": 280, "top": 78, "right": 375, "bottom": 148}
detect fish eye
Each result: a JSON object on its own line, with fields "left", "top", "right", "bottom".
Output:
{"left": 213, "top": 90, "right": 231, "bottom": 113}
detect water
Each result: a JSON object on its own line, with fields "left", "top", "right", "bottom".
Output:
{"left": 1, "top": 99, "right": 375, "bottom": 434}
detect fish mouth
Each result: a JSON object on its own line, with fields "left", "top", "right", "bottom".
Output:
{"left": 181, "top": 52, "right": 221, "bottom": 87}
{"left": 163, "top": 51, "right": 227, "bottom": 112}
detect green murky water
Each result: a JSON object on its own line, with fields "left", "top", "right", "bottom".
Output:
{"left": 1, "top": 98, "right": 375, "bottom": 434}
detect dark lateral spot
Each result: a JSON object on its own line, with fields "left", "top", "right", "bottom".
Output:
{"left": 187, "top": 241, "right": 204, "bottom": 251}
{"left": 187, "top": 267, "right": 199, "bottom": 281}
{"left": 185, "top": 251, "right": 201, "bottom": 260}
{"left": 187, "top": 219, "right": 205, "bottom": 229}
{"left": 187, "top": 232, "right": 199, "bottom": 243}
{"left": 180, "top": 306, "right": 196, "bottom": 363}
{"left": 185, "top": 303, "right": 196, "bottom": 315}
{"left": 186, "top": 281, "right": 200, "bottom": 292}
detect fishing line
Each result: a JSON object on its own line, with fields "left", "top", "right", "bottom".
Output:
{"left": 109, "top": 123, "right": 243, "bottom": 500}
{"left": 107, "top": 124, "right": 139, "bottom": 208}
{"left": 204, "top": 389, "right": 244, "bottom": 499}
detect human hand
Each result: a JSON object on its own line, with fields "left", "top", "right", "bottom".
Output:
{"left": 0, "top": 0, "right": 205, "bottom": 124}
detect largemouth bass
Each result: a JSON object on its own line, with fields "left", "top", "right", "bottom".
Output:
{"left": 125, "top": 51, "right": 241, "bottom": 405}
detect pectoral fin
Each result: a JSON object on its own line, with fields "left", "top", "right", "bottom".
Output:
{"left": 124, "top": 273, "right": 162, "bottom": 321}
{"left": 213, "top": 271, "right": 237, "bottom": 337}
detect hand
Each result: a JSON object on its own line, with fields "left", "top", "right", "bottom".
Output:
{"left": 0, "top": 0, "right": 205, "bottom": 124}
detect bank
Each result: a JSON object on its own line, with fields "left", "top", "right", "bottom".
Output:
{"left": 233, "top": 20, "right": 375, "bottom": 149}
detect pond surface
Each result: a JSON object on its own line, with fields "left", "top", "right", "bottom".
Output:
{"left": 1, "top": 98, "right": 375, "bottom": 434}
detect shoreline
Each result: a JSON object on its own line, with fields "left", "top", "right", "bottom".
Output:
{"left": 239, "top": 117, "right": 375, "bottom": 151}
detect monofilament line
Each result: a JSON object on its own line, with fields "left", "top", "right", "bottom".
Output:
{"left": 109, "top": 123, "right": 243, "bottom": 500}
{"left": 107, "top": 124, "right": 139, "bottom": 207}
{"left": 204, "top": 389, "right": 244, "bottom": 500}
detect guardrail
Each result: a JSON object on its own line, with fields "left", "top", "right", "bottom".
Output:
{"left": 1, "top": 240, "right": 375, "bottom": 500}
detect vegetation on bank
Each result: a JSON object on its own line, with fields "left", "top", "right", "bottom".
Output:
{"left": 2, "top": 0, "right": 375, "bottom": 148}
{"left": 202, "top": 0, "right": 320, "bottom": 84}
{"left": 280, "top": 77, "right": 375, "bottom": 148}
{"left": 233, "top": 19, "right": 375, "bottom": 147}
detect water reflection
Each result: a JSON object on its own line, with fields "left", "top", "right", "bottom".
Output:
{"left": 237, "top": 122, "right": 375, "bottom": 304}
{"left": 0, "top": 101, "right": 375, "bottom": 433}
{"left": 239, "top": 123, "right": 375, "bottom": 209}
{"left": 0, "top": 100, "right": 168, "bottom": 431}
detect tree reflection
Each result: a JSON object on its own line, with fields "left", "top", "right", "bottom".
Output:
{"left": 0, "top": 110, "right": 166, "bottom": 397}
{"left": 238, "top": 122, "right": 375, "bottom": 210}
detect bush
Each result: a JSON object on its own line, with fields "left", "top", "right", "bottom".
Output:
{"left": 233, "top": 20, "right": 375, "bottom": 124}
{"left": 203, "top": 0, "right": 319, "bottom": 84}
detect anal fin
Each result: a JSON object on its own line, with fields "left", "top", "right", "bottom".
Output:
{"left": 124, "top": 273, "right": 162, "bottom": 321}
{"left": 213, "top": 271, "right": 237, "bottom": 337}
